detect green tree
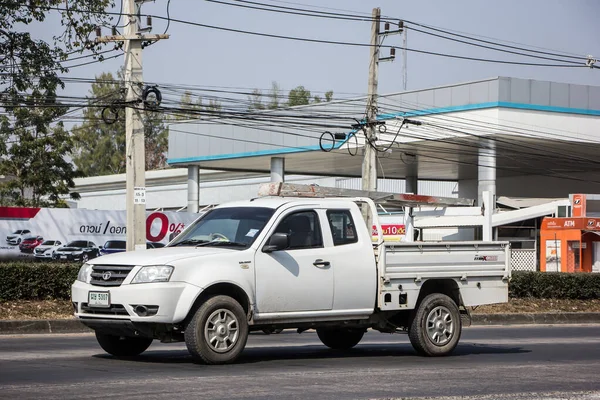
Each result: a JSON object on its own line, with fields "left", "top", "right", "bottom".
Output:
{"left": 287, "top": 85, "right": 312, "bottom": 107}
{"left": 1, "top": 1, "right": 113, "bottom": 103}
{"left": 71, "top": 72, "right": 126, "bottom": 176}
{"left": 0, "top": 1, "right": 113, "bottom": 206}
{"left": 174, "top": 91, "right": 202, "bottom": 120}
{"left": 0, "top": 93, "right": 82, "bottom": 207}
{"left": 325, "top": 90, "right": 334, "bottom": 102}
{"left": 144, "top": 109, "right": 169, "bottom": 170}
{"left": 247, "top": 89, "right": 265, "bottom": 111}
{"left": 174, "top": 91, "right": 222, "bottom": 119}
{"left": 267, "top": 81, "right": 282, "bottom": 110}
{"left": 72, "top": 71, "right": 170, "bottom": 175}
{"left": 248, "top": 83, "right": 334, "bottom": 110}
{"left": 287, "top": 86, "right": 334, "bottom": 107}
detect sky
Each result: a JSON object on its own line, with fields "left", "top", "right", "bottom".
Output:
{"left": 37, "top": 0, "right": 600, "bottom": 103}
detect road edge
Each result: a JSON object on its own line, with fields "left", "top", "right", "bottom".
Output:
{"left": 1, "top": 312, "right": 600, "bottom": 335}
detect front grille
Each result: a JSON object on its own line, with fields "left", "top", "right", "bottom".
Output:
{"left": 81, "top": 303, "right": 129, "bottom": 316}
{"left": 90, "top": 265, "right": 135, "bottom": 287}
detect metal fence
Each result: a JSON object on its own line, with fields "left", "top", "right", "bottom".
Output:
{"left": 511, "top": 249, "right": 537, "bottom": 272}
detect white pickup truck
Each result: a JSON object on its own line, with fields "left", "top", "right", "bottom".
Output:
{"left": 71, "top": 186, "right": 510, "bottom": 364}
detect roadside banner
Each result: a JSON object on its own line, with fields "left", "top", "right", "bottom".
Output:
{"left": 0, "top": 207, "right": 199, "bottom": 261}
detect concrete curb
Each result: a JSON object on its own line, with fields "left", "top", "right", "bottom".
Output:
{"left": 1, "top": 313, "right": 600, "bottom": 335}
{"left": 471, "top": 312, "right": 600, "bottom": 326}
{"left": 0, "top": 319, "right": 91, "bottom": 335}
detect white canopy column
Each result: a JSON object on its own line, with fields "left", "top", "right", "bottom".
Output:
{"left": 270, "top": 157, "right": 285, "bottom": 182}
{"left": 187, "top": 165, "right": 199, "bottom": 213}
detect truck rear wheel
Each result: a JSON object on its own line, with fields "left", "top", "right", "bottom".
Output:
{"left": 95, "top": 332, "right": 153, "bottom": 357}
{"left": 316, "top": 328, "right": 364, "bottom": 350}
{"left": 185, "top": 295, "right": 248, "bottom": 364}
{"left": 409, "top": 293, "right": 461, "bottom": 357}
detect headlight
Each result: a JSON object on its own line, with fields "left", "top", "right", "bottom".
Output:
{"left": 131, "top": 265, "right": 174, "bottom": 284}
{"left": 77, "top": 263, "right": 93, "bottom": 283}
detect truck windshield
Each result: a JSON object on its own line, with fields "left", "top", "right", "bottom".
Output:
{"left": 170, "top": 206, "right": 274, "bottom": 249}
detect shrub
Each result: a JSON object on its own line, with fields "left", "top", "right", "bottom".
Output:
{"left": 510, "top": 271, "right": 600, "bottom": 300}
{"left": 1, "top": 263, "right": 600, "bottom": 302}
{"left": 0, "top": 261, "right": 81, "bottom": 301}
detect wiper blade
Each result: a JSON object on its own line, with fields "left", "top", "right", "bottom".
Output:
{"left": 196, "top": 241, "right": 248, "bottom": 248}
{"left": 171, "top": 239, "right": 210, "bottom": 247}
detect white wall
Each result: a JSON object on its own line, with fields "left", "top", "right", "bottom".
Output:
{"left": 73, "top": 174, "right": 339, "bottom": 211}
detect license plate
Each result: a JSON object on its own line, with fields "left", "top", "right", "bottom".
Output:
{"left": 60, "top": 255, "right": 67, "bottom": 259}
{"left": 88, "top": 291, "right": 110, "bottom": 308}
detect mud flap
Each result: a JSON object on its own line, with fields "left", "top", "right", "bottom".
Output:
{"left": 460, "top": 307, "right": 472, "bottom": 327}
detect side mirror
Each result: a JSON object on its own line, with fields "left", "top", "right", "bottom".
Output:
{"left": 262, "top": 233, "right": 289, "bottom": 253}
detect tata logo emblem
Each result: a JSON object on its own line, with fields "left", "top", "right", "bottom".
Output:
{"left": 102, "top": 271, "right": 112, "bottom": 280}
{"left": 588, "top": 220, "right": 595, "bottom": 227}
{"left": 575, "top": 198, "right": 582, "bottom": 205}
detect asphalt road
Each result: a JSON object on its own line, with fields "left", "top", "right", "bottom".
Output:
{"left": 1, "top": 325, "right": 600, "bottom": 400}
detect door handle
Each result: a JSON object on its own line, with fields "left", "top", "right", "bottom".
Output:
{"left": 313, "top": 259, "right": 330, "bottom": 267}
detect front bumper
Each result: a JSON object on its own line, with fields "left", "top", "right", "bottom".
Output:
{"left": 34, "top": 252, "right": 53, "bottom": 259}
{"left": 72, "top": 280, "right": 203, "bottom": 324}
{"left": 55, "top": 253, "right": 83, "bottom": 261}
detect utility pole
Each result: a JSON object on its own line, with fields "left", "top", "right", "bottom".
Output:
{"left": 361, "top": 7, "right": 380, "bottom": 195}
{"left": 402, "top": 26, "right": 408, "bottom": 91}
{"left": 361, "top": 9, "right": 400, "bottom": 229}
{"left": 97, "top": 0, "right": 169, "bottom": 251}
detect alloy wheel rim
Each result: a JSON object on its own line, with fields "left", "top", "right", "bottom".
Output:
{"left": 204, "top": 308, "right": 239, "bottom": 353}
{"left": 426, "top": 305, "right": 454, "bottom": 346}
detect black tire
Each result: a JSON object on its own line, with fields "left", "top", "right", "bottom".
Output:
{"left": 408, "top": 293, "right": 462, "bottom": 357}
{"left": 316, "top": 328, "right": 365, "bottom": 350}
{"left": 185, "top": 295, "right": 248, "bottom": 364}
{"left": 82, "top": 253, "right": 89, "bottom": 262}
{"left": 95, "top": 332, "right": 153, "bottom": 357}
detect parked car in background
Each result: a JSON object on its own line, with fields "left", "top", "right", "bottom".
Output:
{"left": 33, "top": 240, "right": 63, "bottom": 259}
{"left": 53, "top": 240, "right": 99, "bottom": 262}
{"left": 99, "top": 240, "right": 165, "bottom": 256}
{"left": 6, "top": 229, "right": 31, "bottom": 245}
{"left": 19, "top": 236, "right": 44, "bottom": 253}
{"left": 99, "top": 240, "right": 126, "bottom": 256}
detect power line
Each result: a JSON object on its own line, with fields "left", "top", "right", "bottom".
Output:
{"left": 208, "top": 0, "right": 590, "bottom": 66}
{"left": 406, "top": 25, "right": 584, "bottom": 66}
{"left": 163, "top": 0, "right": 172, "bottom": 34}
{"left": 26, "top": 5, "right": 595, "bottom": 68}
{"left": 205, "top": 0, "right": 382, "bottom": 22}
{"left": 148, "top": 14, "right": 590, "bottom": 68}
{"left": 403, "top": 19, "right": 588, "bottom": 62}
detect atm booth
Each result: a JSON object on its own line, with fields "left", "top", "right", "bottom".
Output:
{"left": 540, "top": 217, "right": 600, "bottom": 273}
{"left": 540, "top": 194, "right": 600, "bottom": 273}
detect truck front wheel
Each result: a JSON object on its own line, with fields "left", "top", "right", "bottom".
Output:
{"left": 185, "top": 295, "right": 249, "bottom": 364}
{"left": 408, "top": 293, "right": 461, "bottom": 357}
{"left": 95, "top": 332, "right": 153, "bottom": 357}
{"left": 316, "top": 328, "right": 365, "bottom": 350}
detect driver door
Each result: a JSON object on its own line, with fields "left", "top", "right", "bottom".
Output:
{"left": 254, "top": 209, "right": 334, "bottom": 314}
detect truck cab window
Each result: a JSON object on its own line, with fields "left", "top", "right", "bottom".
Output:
{"left": 327, "top": 210, "right": 358, "bottom": 246}
{"left": 274, "top": 211, "right": 323, "bottom": 250}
